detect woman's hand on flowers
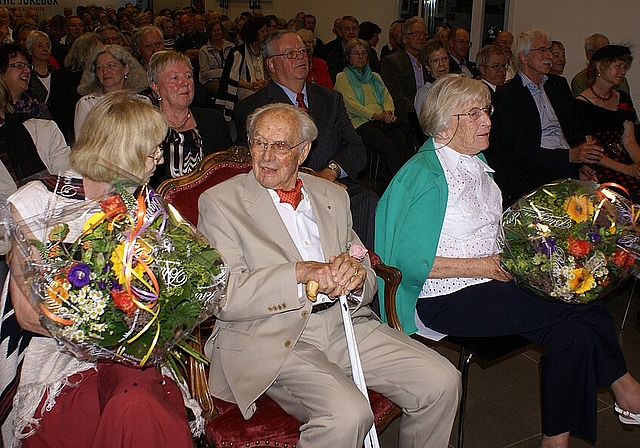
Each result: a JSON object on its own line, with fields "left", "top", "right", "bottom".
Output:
{"left": 484, "top": 254, "right": 512, "bottom": 282}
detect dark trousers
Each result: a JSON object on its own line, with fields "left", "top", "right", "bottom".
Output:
{"left": 416, "top": 280, "right": 628, "bottom": 442}
{"left": 356, "top": 122, "right": 412, "bottom": 176}
{"left": 343, "top": 179, "right": 378, "bottom": 250}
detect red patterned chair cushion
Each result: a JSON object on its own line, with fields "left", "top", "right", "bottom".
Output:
{"left": 208, "top": 390, "right": 400, "bottom": 448}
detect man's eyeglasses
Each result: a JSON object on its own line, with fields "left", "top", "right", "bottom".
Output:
{"left": 406, "top": 31, "right": 427, "bottom": 38}
{"left": 454, "top": 105, "right": 494, "bottom": 120}
{"left": 269, "top": 48, "right": 309, "bottom": 59}
{"left": 483, "top": 63, "right": 508, "bottom": 71}
{"left": 250, "top": 139, "right": 306, "bottom": 155}
{"left": 7, "top": 62, "right": 33, "bottom": 71}
{"left": 529, "top": 46, "right": 553, "bottom": 54}
{"left": 452, "top": 40, "right": 472, "bottom": 47}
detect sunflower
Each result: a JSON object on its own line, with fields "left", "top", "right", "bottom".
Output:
{"left": 110, "top": 243, "right": 146, "bottom": 285}
{"left": 569, "top": 268, "right": 595, "bottom": 294}
{"left": 564, "top": 195, "right": 594, "bottom": 223}
{"left": 83, "top": 211, "right": 106, "bottom": 233}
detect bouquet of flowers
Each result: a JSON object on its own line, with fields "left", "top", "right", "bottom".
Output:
{"left": 12, "top": 178, "right": 228, "bottom": 368}
{"left": 500, "top": 179, "right": 640, "bottom": 304}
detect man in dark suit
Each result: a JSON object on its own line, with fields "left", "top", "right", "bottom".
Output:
{"left": 325, "top": 15, "right": 359, "bottom": 82}
{"left": 198, "top": 102, "right": 461, "bottom": 448}
{"left": 490, "top": 29, "right": 604, "bottom": 206}
{"left": 448, "top": 27, "right": 479, "bottom": 78}
{"left": 380, "top": 16, "right": 427, "bottom": 146}
{"left": 234, "top": 31, "right": 377, "bottom": 249}
{"left": 51, "top": 15, "right": 84, "bottom": 64}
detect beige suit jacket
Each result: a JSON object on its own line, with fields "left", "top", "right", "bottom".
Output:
{"left": 197, "top": 172, "right": 376, "bottom": 419}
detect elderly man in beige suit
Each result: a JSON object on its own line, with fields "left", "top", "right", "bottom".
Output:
{"left": 197, "top": 103, "right": 460, "bottom": 447}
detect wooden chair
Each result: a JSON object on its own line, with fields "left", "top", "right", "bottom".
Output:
{"left": 157, "top": 147, "right": 402, "bottom": 448}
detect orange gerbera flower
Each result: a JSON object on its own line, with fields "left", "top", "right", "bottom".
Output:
{"left": 564, "top": 195, "right": 594, "bottom": 223}
{"left": 46, "top": 281, "right": 69, "bottom": 303}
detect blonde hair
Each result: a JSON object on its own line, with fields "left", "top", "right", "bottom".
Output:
{"left": 147, "top": 50, "right": 192, "bottom": 87}
{"left": 63, "top": 32, "right": 103, "bottom": 72}
{"left": 72, "top": 92, "right": 167, "bottom": 182}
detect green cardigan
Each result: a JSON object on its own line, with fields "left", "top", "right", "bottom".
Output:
{"left": 375, "top": 139, "right": 489, "bottom": 334}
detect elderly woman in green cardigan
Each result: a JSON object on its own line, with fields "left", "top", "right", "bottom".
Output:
{"left": 375, "top": 74, "right": 640, "bottom": 448}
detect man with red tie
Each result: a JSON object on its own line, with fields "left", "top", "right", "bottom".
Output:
{"left": 234, "top": 31, "right": 377, "bottom": 248}
{"left": 198, "top": 102, "right": 461, "bottom": 448}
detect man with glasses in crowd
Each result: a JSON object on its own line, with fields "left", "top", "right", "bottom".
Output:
{"left": 494, "top": 30, "right": 516, "bottom": 80}
{"left": 198, "top": 101, "right": 461, "bottom": 448}
{"left": 234, "top": 31, "right": 377, "bottom": 249}
{"left": 489, "top": 28, "right": 604, "bottom": 206}
{"left": 381, "top": 16, "right": 427, "bottom": 146}
{"left": 476, "top": 44, "right": 508, "bottom": 93}
{"left": 448, "top": 27, "right": 479, "bottom": 78}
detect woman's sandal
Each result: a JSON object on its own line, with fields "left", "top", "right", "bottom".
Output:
{"left": 614, "top": 403, "right": 640, "bottom": 425}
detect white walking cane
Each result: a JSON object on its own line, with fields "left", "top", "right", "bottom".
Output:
{"left": 338, "top": 293, "right": 381, "bottom": 448}
{"left": 307, "top": 280, "right": 380, "bottom": 448}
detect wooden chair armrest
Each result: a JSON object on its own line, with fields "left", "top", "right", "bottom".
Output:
{"left": 187, "top": 327, "right": 218, "bottom": 421}
{"left": 372, "top": 262, "right": 403, "bottom": 332}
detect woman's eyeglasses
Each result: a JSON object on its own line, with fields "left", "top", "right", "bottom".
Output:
{"left": 454, "top": 105, "right": 494, "bottom": 120}
{"left": 7, "top": 62, "right": 34, "bottom": 71}
{"left": 148, "top": 146, "right": 163, "bottom": 164}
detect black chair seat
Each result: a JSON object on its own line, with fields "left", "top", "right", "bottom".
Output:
{"left": 444, "top": 334, "right": 531, "bottom": 364}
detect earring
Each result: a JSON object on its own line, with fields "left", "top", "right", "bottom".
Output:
{"left": 124, "top": 74, "right": 128, "bottom": 79}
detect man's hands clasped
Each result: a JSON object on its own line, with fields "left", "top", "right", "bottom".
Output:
{"left": 297, "top": 252, "right": 366, "bottom": 301}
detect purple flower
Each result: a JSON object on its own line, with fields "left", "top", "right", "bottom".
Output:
{"left": 67, "top": 263, "right": 92, "bottom": 288}
{"left": 589, "top": 232, "right": 602, "bottom": 244}
{"left": 536, "top": 238, "right": 557, "bottom": 256}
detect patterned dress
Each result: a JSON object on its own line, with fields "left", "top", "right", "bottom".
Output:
{"left": 574, "top": 91, "right": 639, "bottom": 199}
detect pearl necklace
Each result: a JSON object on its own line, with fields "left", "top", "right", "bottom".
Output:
{"left": 589, "top": 85, "right": 613, "bottom": 102}
{"left": 169, "top": 111, "right": 191, "bottom": 130}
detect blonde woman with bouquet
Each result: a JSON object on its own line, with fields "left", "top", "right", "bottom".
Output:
{"left": 4, "top": 93, "right": 194, "bottom": 448}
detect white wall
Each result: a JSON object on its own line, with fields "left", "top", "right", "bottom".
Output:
{"left": 508, "top": 0, "right": 640, "bottom": 104}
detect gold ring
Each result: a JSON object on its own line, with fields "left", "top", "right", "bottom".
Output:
{"left": 354, "top": 266, "right": 359, "bottom": 275}
{"left": 350, "top": 275, "right": 357, "bottom": 283}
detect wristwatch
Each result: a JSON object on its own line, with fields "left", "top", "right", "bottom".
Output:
{"left": 327, "top": 161, "right": 342, "bottom": 179}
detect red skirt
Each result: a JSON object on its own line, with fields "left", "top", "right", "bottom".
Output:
{"left": 21, "top": 361, "right": 193, "bottom": 448}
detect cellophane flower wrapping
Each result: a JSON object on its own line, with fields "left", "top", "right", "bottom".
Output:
{"left": 500, "top": 179, "right": 640, "bottom": 304}
{"left": 11, "top": 178, "right": 228, "bottom": 367}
